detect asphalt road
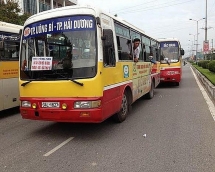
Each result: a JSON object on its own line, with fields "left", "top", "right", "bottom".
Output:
{"left": 1, "top": 63, "right": 215, "bottom": 172}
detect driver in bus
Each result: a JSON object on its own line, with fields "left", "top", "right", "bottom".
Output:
{"left": 58, "top": 48, "right": 73, "bottom": 69}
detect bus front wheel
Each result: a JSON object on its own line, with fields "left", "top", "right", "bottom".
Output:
{"left": 113, "top": 91, "right": 129, "bottom": 123}
{"left": 175, "top": 82, "right": 179, "bottom": 86}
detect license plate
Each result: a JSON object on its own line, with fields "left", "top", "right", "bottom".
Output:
{"left": 167, "top": 71, "right": 175, "bottom": 75}
{"left": 42, "top": 102, "right": 60, "bottom": 108}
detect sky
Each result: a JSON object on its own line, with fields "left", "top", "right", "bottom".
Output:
{"left": 77, "top": 0, "right": 215, "bottom": 58}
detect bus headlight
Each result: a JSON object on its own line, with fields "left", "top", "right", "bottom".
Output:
{"left": 21, "top": 101, "right": 31, "bottom": 107}
{"left": 74, "top": 100, "right": 101, "bottom": 109}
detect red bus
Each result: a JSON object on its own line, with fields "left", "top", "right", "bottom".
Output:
{"left": 158, "top": 38, "right": 184, "bottom": 86}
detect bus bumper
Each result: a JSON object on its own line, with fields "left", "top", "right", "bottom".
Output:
{"left": 160, "top": 70, "right": 181, "bottom": 83}
{"left": 20, "top": 98, "right": 104, "bottom": 123}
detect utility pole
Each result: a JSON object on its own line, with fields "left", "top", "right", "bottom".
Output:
{"left": 196, "top": 21, "right": 198, "bottom": 60}
{"left": 212, "top": 39, "right": 213, "bottom": 52}
{"left": 189, "top": 18, "right": 205, "bottom": 61}
{"left": 205, "top": 0, "right": 207, "bottom": 41}
{"left": 204, "top": 0, "right": 207, "bottom": 60}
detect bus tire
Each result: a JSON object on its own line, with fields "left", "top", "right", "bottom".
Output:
{"left": 145, "top": 81, "right": 154, "bottom": 99}
{"left": 175, "top": 82, "right": 179, "bottom": 86}
{"left": 113, "top": 91, "right": 129, "bottom": 123}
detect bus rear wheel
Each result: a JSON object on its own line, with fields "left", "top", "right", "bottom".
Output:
{"left": 145, "top": 81, "right": 154, "bottom": 99}
{"left": 113, "top": 91, "right": 129, "bottom": 123}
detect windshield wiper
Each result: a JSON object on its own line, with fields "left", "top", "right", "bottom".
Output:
{"left": 166, "top": 60, "right": 170, "bottom": 65}
{"left": 21, "top": 77, "right": 84, "bottom": 87}
{"left": 56, "top": 77, "right": 84, "bottom": 86}
{"left": 21, "top": 80, "right": 32, "bottom": 87}
{"left": 21, "top": 77, "right": 48, "bottom": 87}
{"left": 70, "top": 78, "right": 84, "bottom": 86}
{"left": 53, "top": 72, "right": 84, "bottom": 86}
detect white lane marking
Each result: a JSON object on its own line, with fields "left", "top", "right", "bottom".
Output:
{"left": 191, "top": 67, "right": 215, "bottom": 120}
{"left": 43, "top": 137, "right": 74, "bottom": 157}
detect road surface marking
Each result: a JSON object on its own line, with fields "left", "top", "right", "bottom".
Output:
{"left": 43, "top": 137, "right": 74, "bottom": 157}
{"left": 191, "top": 67, "right": 215, "bottom": 121}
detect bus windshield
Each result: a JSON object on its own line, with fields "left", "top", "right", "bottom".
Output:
{"left": 20, "top": 15, "right": 97, "bottom": 80}
{"left": 0, "top": 32, "right": 20, "bottom": 60}
{"left": 160, "top": 41, "right": 179, "bottom": 64}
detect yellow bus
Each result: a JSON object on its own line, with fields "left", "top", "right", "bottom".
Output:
{"left": 158, "top": 38, "right": 184, "bottom": 86}
{"left": 19, "top": 6, "right": 160, "bottom": 123}
{"left": 0, "top": 21, "right": 22, "bottom": 111}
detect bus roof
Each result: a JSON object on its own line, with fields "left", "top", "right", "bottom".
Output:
{"left": 157, "top": 38, "right": 180, "bottom": 42}
{"left": 23, "top": 5, "right": 155, "bottom": 40}
{"left": 0, "top": 21, "right": 23, "bottom": 34}
{"left": 23, "top": 5, "right": 159, "bottom": 43}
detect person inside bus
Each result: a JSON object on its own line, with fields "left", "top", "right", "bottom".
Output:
{"left": 128, "top": 38, "right": 140, "bottom": 62}
{"left": 148, "top": 52, "right": 157, "bottom": 64}
{"left": 148, "top": 47, "right": 157, "bottom": 64}
{"left": 58, "top": 48, "right": 73, "bottom": 69}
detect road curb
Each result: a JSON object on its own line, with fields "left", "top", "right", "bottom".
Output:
{"left": 191, "top": 66, "right": 215, "bottom": 102}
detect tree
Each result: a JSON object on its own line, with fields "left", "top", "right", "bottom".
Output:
{"left": 0, "top": 0, "right": 31, "bottom": 25}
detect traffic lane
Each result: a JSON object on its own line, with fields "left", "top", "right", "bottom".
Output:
{"left": 5, "top": 80, "right": 215, "bottom": 172}
{"left": 0, "top": 96, "right": 164, "bottom": 172}
{"left": 1, "top": 107, "right": 145, "bottom": 172}
{"left": 0, "top": 112, "right": 58, "bottom": 172}
{"left": 0, "top": 100, "right": 154, "bottom": 172}
{"left": 1, "top": 64, "right": 215, "bottom": 172}
{"left": 145, "top": 64, "right": 215, "bottom": 171}
{"left": 30, "top": 65, "right": 215, "bottom": 172}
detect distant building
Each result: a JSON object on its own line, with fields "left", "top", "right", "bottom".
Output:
{"left": 2, "top": 0, "right": 77, "bottom": 15}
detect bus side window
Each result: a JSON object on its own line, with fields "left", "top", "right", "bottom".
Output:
{"left": 155, "top": 48, "right": 159, "bottom": 61}
{"left": 145, "top": 46, "right": 150, "bottom": 62}
{"left": 152, "top": 47, "right": 156, "bottom": 60}
{"left": 144, "top": 45, "right": 150, "bottom": 61}
{"left": 117, "top": 36, "right": 131, "bottom": 61}
{"left": 116, "top": 36, "right": 121, "bottom": 60}
{"left": 138, "top": 43, "right": 143, "bottom": 61}
{"left": 142, "top": 44, "right": 146, "bottom": 61}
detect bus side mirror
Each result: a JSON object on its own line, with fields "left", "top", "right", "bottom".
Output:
{"left": 19, "top": 29, "right": 22, "bottom": 35}
{"left": 102, "top": 29, "right": 114, "bottom": 47}
{"left": 181, "top": 49, "right": 185, "bottom": 56}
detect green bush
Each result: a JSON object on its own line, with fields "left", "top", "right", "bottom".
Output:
{"left": 208, "top": 60, "right": 215, "bottom": 72}
{"left": 198, "top": 61, "right": 203, "bottom": 67}
{"left": 194, "top": 64, "right": 215, "bottom": 85}
{"left": 201, "top": 60, "right": 210, "bottom": 69}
